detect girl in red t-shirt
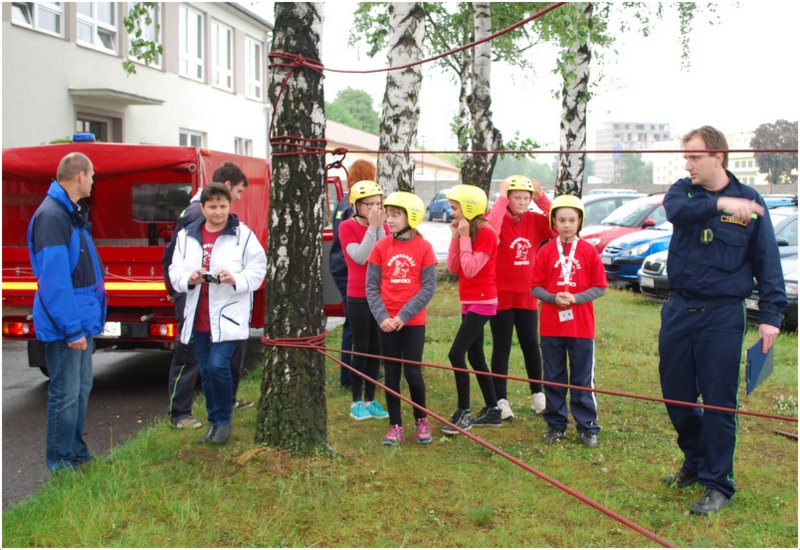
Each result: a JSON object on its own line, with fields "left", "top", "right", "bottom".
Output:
{"left": 338, "top": 180, "right": 390, "bottom": 421}
{"left": 485, "top": 175, "right": 554, "bottom": 420}
{"left": 366, "top": 192, "right": 437, "bottom": 446}
{"left": 531, "top": 195, "right": 608, "bottom": 447}
{"left": 440, "top": 185, "right": 501, "bottom": 435}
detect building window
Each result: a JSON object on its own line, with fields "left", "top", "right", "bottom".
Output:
{"left": 235, "top": 137, "right": 253, "bottom": 156}
{"left": 179, "top": 5, "right": 204, "bottom": 81}
{"left": 245, "top": 36, "right": 264, "bottom": 100}
{"left": 211, "top": 20, "right": 233, "bottom": 91}
{"left": 127, "top": 3, "right": 161, "bottom": 69}
{"left": 76, "top": 2, "right": 118, "bottom": 54}
{"left": 11, "top": 2, "right": 63, "bottom": 35}
{"left": 179, "top": 129, "right": 205, "bottom": 148}
{"left": 76, "top": 112, "right": 122, "bottom": 142}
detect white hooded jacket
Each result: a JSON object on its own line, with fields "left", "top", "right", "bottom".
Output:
{"left": 169, "top": 215, "right": 266, "bottom": 344}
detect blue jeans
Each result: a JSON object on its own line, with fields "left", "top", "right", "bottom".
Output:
{"left": 192, "top": 332, "right": 240, "bottom": 426}
{"left": 45, "top": 338, "right": 94, "bottom": 471}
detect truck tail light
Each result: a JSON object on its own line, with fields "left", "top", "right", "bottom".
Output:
{"left": 3, "top": 321, "right": 35, "bottom": 337}
{"left": 150, "top": 323, "right": 176, "bottom": 339}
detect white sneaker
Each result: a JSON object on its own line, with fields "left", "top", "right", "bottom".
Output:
{"left": 497, "top": 398, "right": 514, "bottom": 421}
{"left": 531, "top": 392, "right": 546, "bottom": 414}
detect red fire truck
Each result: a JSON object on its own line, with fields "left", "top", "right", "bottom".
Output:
{"left": 2, "top": 141, "right": 344, "bottom": 375}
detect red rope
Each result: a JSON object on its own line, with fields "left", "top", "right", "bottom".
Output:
{"left": 322, "top": 345, "right": 798, "bottom": 424}
{"left": 314, "top": 347, "right": 675, "bottom": 548}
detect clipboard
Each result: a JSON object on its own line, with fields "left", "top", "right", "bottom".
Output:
{"left": 746, "top": 339, "right": 775, "bottom": 395}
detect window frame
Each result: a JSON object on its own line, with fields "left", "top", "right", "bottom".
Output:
{"left": 76, "top": 2, "right": 118, "bottom": 55}
{"left": 211, "top": 19, "right": 234, "bottom": 91}
{"left": 179, "top": 129, "right": 205, "bottom": 148}
{"left": 127, "top": 2, "right": 162, "bottom": 69}
{"left": 11, "top": 2, "right": 64, "bottom": 37}
{"left": 178, "top": 4, "right": 205, "bottom": 81}
{"left": 244, "top": 35, "right": 264, "bottom": 100}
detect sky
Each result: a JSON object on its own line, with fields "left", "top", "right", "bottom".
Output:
{"left": 249, "top": 1, "right": 799, "bottom": 158}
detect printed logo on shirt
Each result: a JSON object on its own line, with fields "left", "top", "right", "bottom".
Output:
{"left": 510, "top": 237, "right": 532, "bottom": 265}
{"left": 553, "top": 256, "right": 582, "bottom": 287}
{"left": 387, "top": 253, "right": 416, "bottom": 284}
{"left": 202, "top": 242, "right": 214, "bottom": 270}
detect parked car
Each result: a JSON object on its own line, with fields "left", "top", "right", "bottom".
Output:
{"left": 637, "top": 250, "right": 670, "bottom": 300}
{"left": 585, "top": 188, "right": 639, "bottom": 195}
{"left": 745, "top": 254, "right": 798, "bottom": 331}
{"left": 764, "top": 194, "right": 798, "bottom": 208}
{"left": 581, "top": 193, "right": 667, "bottom": 252}
{"left": 581, "top": 192, "right": 643, "bottom": 227}
{"left": 601, "top": 222, "right": 673, "bottom": 287}
{"left": 487, "top": 191, "right": 545, "bottom": 214}
{"left": 768, "top": 205, "right": 798, "bottom": 258}
{"left": 426, "top": 188, "right": 454, "bottom": 222}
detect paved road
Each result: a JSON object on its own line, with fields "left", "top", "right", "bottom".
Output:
{"left": 2, "top": 340, "right": 172, "bottom": 509}
{"left": 416, "top": 220, "right": 452, "bottom": 261}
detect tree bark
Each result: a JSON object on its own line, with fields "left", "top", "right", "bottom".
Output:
{"left": 377, "top": 3, "right": 425, "bottom": 193}
{"left": 556, "top": 3, "right": 592, "bottom": 197}
{"left": 255, "top": 2, "right": 329, "bottom": 455}
{"left": 461, "top": 2, "right": 502, "bottom": 194}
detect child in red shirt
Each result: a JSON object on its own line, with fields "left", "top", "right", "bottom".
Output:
{"left": 531, "top": 195, "right": 608, "bottom": 447}
{"left": 338, "top": 180, "right": 390, "bottom": 421}
{"left": 440, "top": 185, "right": 501, "bottom": 435}
{"left": 485, "top": 175, "right": 554, "bottom": 420}
{"left": 366, "top": 192, "right": 437, "bottom": 446}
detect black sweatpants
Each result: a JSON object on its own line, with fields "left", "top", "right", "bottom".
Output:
{"left": 448, "top": 312, "right": 497, "bottom": 411}
{"left": 489, "top": 308, "right": 543, "bottom": 398}
{"left": 347, "top": 297, "right": 381, "bottom": 403}
{"left": 379, "top": 325, "right": 427, "bottom": 426}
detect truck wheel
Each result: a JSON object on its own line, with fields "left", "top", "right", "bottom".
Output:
{"left": 28, "top": 340, "right": 49, "bottom": 377}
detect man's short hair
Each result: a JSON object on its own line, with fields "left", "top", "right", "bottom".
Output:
{"left": 201, "top": 182, "right": 232, "bottom": 205}
{"left": 56, "top": 152, "right": 92, "bottom": 182}
{"left": 213, "top": 162, "right": 247, "bottom": 187}
{"left": 683, "top": 126, "right": 729, "bottom": 169}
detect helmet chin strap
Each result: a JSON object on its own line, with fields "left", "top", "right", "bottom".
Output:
{"left": 392, "top": 226, "right": 412, "bottom": 238}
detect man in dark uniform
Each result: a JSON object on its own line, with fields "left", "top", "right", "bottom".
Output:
{"left": 658, "top": 126, "right": 786, "bottom": 515}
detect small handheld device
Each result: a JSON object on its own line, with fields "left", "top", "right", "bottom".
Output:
{"left": 203, "top": 272, "right": 220, "bottom": 284}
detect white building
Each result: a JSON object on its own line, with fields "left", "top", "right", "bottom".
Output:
{"left": 2, "top": 2, "right": 272, "bottom": 155}
{"left": 593, "top": 121, "right": 671, "bottom": 184}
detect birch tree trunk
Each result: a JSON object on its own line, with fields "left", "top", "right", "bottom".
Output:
{"left": 377, "top": 3, "right": 425, "bottom": 193}
{"left": 461, "top": 3, "right": 503, "bottom": 194}
{"left": 255, "top": 2, "right": 329, "bottom": 455}
{"left": 556, "top": 3, "right": 592, "bottom": 197}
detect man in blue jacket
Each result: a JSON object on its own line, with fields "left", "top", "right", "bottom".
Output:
{"left": 28, "top": 152, "right": 107, "bottom": 472}
{"left": 659, "top": 126, "right": 786, "bottom": 514}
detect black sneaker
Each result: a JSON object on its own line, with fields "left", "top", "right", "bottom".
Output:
{"left": 579, "top": 432, "right": 599, "bottom": 447}
{"left": 690, "top": 488, "right": 730, "bottom": 515}
{"left": 441, "top": 409, "right": 471, "bottom": 435}
{"left": 200, "top": 425, "right": 216, "bottom": 444}
{"left": 471, "top": 406, "right": 502, "bottom": 427}
{"left": 542, "top": 426, "right": 566, "bottom": 443}
{"left": 662, "top": 466, "right": 699, "bottom": 488}
{"left": 210, "top": 423, "right": 232, "bottom": 445}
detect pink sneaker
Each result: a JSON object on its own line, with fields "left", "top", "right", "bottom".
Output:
{"left": 415, "top": 417, "right": 433, "bottom": 444}
{"left": 382, "top": 424, "right": 404, "bottom": 446}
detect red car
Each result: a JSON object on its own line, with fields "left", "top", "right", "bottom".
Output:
{"left": 580, "top": 193, "right": 667, "bottom": 252}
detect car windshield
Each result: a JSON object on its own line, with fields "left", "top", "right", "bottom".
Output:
{"left": 601, "top": 200, "right": 657, "bottom": 227}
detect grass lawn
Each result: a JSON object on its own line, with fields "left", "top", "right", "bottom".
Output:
{"left": 3, "top": 282, "right": 797, "bottom": 547}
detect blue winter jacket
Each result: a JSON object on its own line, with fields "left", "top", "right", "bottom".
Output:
{"left": 664, "top": 172, "right": 786, "bottom": 327}
{"left": 27, "top": 181, "right": 107, "bottom": 342}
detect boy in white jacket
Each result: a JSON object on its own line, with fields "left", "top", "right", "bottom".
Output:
{"left": 169, "top": 183, "right": 266, "bottom": 444}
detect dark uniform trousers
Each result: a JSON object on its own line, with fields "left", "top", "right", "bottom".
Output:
{"left": 658, "top": 299, "right": 744, "bottom": 498}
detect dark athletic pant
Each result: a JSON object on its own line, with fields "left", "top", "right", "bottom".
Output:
{"left": 658, "top": 300, "right": 744, "bottom": 498}
{"left": 449, "top": 312, "right": 497, "bottom": 411}
{"left": 489, "top": 308, "right": 543, "bottom": 398}
{"left": 379, "top": 325, "right": 427, "bottom": 426}
{"left": 540, "top": 336, "right": 600, "bottom": 435}
{"left": 347, "top": 297, "right": 381, "bottom": 403}
{"left": 168, "top": 294, "right": 245, "bottom": 422}
{"left": 334, "top": 277, "right": 353, "bottom": 387}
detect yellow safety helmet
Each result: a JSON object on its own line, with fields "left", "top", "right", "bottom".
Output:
{"left": 383, "top": 191, "right": 425, "bottom": 229}
{"left": 549, "top": 194, "right": 585, "bottom": 231}
{"left": 505, "top": 175, "right": 534, "bottom": 194}
{"left": 446, "top": 184, "right": 488, "bottom": 221}
{"left": 349, "top": 180, "right": 383, "bottom": 205}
